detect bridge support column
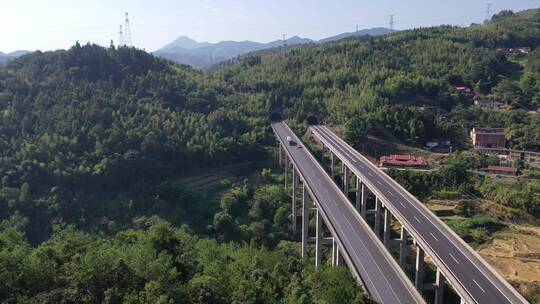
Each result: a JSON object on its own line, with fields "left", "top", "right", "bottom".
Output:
{"left": 278, "top": 144, "right": 283, "bottom": 167}
{"left": 332, "top": 238, "right": 336, "bottom": 266}
{"left": 415, "top": 246, "right": 425, "bottom": 290}
{"left": 301, "top": 186, "right": 309, "bottom": 258}
{"left": 330, "top": 153, "right": 335, "bottom": 179}
{"left": 399, "top": 226, "right": 408, "bottom": 267}
{"left": 284, "top": 156, "right": 289, "bottom": 189}
{"left": 315, "top": 208, "right": 322, "bottom": 267}
{"left": 354, "top": 175, "right": 362, "bottom": 212}
{"left": 343, "top": 165, "right": 349, "bottom": 194}
{"left": 360, "top": 183, "right": 366, "bottom": 219}
{"left": 337, "top": 248, "right": 344, "bottom": 266}
{"left": 383, "top": 208, "right": 391, "bottom": 246}
{"left": 292, "top": 170, "right": 298, "bottom": 232}
{"left": 374, "top": 198, "right": 382, "bottom": 236}
{"left": 435, "top": 268, "right": 445, "bottom": 304}
{"left": 331, "top": 238, "right": 344, "bottom": 266}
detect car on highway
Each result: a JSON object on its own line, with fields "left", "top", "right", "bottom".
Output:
{"left": 287, "top": 136, "right": 296, "bottom": 145}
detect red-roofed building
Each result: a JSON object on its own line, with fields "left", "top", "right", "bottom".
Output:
{"left": 455, "top": 86, "right": 472, "bottom": 94}
{"left": 379, "top": 154, "right": 429, "bottom": 169}
{"left": 484, "top": 165, "right": 518, "bottom": 176}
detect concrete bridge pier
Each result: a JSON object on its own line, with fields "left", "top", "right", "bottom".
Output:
{"left": 374, "top": 197, "right": 382, "bottom": 236}
{"left": 330, "top": 153, "right": 336, "bottom": 179}
{"left": 332, "top": 239, "right": 345, "bottom": 267}
{"left": 332, "top": 239, "right": 337, "bottom": 266}
{"left": 423, "top": 267, "right": 446, "bottom": 304}
{"left": 415, "top": 246, "right": 425, "bottom": 290}
{"left": 343, "top": 165, "right": 349, "bottom": 193}
{"left": 284, "top": 155, "right": 289, "bottom": 189}
{"left": 315, "top": 208, "right": 323, "bottom": 267}
{"left": 278, "top": 144, "right": 283, "bottom": 167}
{"left": 301, "top": 185, "right": 310, "bottom": 258}
{"left": 360, "top": 183, "right": 367, "bottom": 219}
{"left": 435, "top": 268, "right": 446, "bottom": 304}
{"left": 383, "top": 208, "right": 392, "bottom": 246}
{"left": 292, "top": 169, "right": 299, "bottom": 232}
{"left": 399, "top": 226, "right": 408, "bottom": 267}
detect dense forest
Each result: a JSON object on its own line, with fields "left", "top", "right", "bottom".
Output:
{"left": 218, "top": 9, "right": 540, "bottom": 149}
{"left": 1, "top": 8, "right": 540, "bottom": 303}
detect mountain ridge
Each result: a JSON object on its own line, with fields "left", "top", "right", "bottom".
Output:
{"left": 0, "top": 50, "right": 31, "bottom": 63}
{"left": 154, "top": 28, "right": 395, "bottom": 69}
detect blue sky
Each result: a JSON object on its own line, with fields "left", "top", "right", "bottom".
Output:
{"left": 1, "top": 0, "right": 539, "bottom": 53}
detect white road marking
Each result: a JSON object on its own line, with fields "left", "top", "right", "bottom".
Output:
{"left": 313, "top": 125, "right": 517, "bottom": 304}
{"left": 399, "top": 202, "right": 407, "bottom": 209}
{"left": 367, "top": 172, "right": 373, "bottom": 177}
{"left": 474, "top": 279, "right": 486, "bottom": 293}
{"left": 430, "top": 232, "right": 439, "bottom": 242}
{"left": 342, "top": 216, "right": 403, "bottom": 302}
{"left": 449, "top": 253, "right": 460, "bottom": 264}
{"left": 413, "top": 216, "right": 421, "bottom": 223}
{"left": 388, "top": 191, "right": 395, "bottom": 197}
{"left": 376, "top": 180, "right": 382, "bottom": 186}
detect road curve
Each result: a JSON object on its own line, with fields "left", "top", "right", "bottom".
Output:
{"left": 311, "top": 125, "right": 528, "bottom": 304}
{"left": 273, "top": 121, "right": 425, "bottom": 304}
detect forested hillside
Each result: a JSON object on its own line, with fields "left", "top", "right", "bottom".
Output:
{"left": 0, "top": 43, "right": 274, "bottom": 243}
{"left": 217, "top": 9, "right": 540, "bottom": 149}
{"left": 1, "top": 8, "right": 540, "bottom": 304}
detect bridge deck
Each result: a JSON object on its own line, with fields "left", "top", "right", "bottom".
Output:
{"left": 273, "top": 121, "right": 425, "bottom": 304}
{"left": 311, "top": 125, "right": 528, "bottom": 304}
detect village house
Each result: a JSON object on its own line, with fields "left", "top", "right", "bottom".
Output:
{"left": 473, "top": 96, "right": 505, "bottom": 110}
{"left": 470, "top": 127, "right": 506, "bottom": 149}
{"left": 482, "top": 165, "right": 518, "bottom": 176}
{"left": 455, "top": 86, "right": 473, "bottom": 94}
{"left": 379, "top": 154, "right": 429, "bottom": 169}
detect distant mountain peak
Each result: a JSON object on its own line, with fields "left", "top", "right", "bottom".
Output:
{"left": 0, "top": 50, "right": 31, "bottom": 63}
{"left": 158, "top": 36, "right": 211, "bottom": 52}
{"left": 154, "top": 27, "right": 395, "bottom": 69}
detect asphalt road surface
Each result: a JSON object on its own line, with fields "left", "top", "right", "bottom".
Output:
{"left": 273, "top": 121, "right": 425, "bottom": 304}
{"left": 311, "top": 125, "right": 528, "bottom": 304}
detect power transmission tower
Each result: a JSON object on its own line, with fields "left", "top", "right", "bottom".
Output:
{"left": 124, "top": 12, "right": 132, "bottom": 46}
{"left": 282, "top": 34, "right": 287, "bottom": 47}
{"left": 486, "top": 3, "right": 492, "bottom": 22}
{"left": 118, "top": 25, "right": 124, "bottom": 47}
{"left": 356, "top": 24, "right": 359, "bottom": 33}
{"left": 389, "top": 14, "right": 395, "bottom": 30}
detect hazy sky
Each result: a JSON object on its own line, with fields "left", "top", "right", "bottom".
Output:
{"left": 1, "top": 0, "right": 539, "bottom": 53}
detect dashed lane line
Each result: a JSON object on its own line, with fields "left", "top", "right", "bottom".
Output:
{"left": 449, "top": 253, "right": 460, "bottom": 264}
{"left": 474, "top": 280, "right": 486, "bottom": 293}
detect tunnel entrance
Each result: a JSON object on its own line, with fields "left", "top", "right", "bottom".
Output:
{"left": 270, "top": 112, "right": 282, "bottom": 122}
{"left": 306, "top": 114, "right": 319, "bottom": 125}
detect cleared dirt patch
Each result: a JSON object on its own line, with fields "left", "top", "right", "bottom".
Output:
{"left": 478, "top": 226, "right": 540, "bottom": 301}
